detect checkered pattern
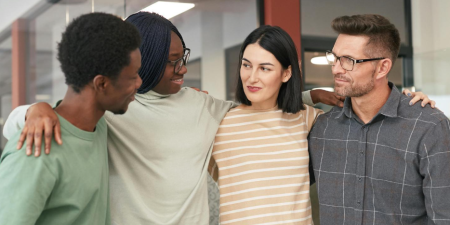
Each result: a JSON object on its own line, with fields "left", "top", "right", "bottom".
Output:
{"left": 308, "top": 83, "right": 450, "bottom": 225}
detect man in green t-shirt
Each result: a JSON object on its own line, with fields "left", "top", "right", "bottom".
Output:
{"left": 0, "top": 13, "right": 142, "bottom": 225}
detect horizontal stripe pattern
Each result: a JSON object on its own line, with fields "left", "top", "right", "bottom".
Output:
{"left": 209, "top": 105, "right": 322, "bottom": 224}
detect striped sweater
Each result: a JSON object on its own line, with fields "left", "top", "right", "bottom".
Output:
{"left": 209, "top": 104, "right": 322, "bottom": 225}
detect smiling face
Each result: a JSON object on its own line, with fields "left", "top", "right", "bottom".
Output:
{"left": 332, "top": 34, "right": 377, "bottom": 97}
{"left": 103, "top": 48, "right": 142, "bottom": 115}
{"left": 152, "top": 31, "right": 187, "bottom": 95}
{"left": 240, "top": 43, "right": 291, "bottom": 109}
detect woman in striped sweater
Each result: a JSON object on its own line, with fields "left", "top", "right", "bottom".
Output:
{"left": 208, "top": 25, "right": 326, "bottom": 225}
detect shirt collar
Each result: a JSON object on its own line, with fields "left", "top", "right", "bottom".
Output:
{"left": 336, "top": 82, "right": 401, "bottom": 119}
{"left": 136, "top": 90, "right": 171, "bottom": 100}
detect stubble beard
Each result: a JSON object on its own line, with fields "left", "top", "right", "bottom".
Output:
{"left": 334, "top": 72, "right": 375, "bottom": 97}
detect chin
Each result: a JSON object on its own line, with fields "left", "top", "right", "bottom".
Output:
{"left": 111, "top": 108, "right": 127, "bottom": 115}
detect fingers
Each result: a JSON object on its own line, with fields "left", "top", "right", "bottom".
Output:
{"left": 334, "top": 94, "right": 345, "bottom": 108}
{"left": 17, "top": 127, "right": 28, "bottom": 150}
{"left": 44, "top": 119, "right": 53, "bottom": 154}
{"left": 54, "top": 121, "right": 62, "bottom": 146}
{"left": 202, "top": 91, "right": 209, "bottom": 94}
{"left": 403, "top": 89, "right": 413, "bottom": 97}
{"left": 190, "top": 87, "right": 200, "bottom": 92}
{"left": 25, "top": 128, "right": 35, "bottom": 156}
{"left": 33, "top": 124, "right": 43, "bottom": 157}
{"left": 409, "top": 95, "right": 422, "bottom": 106}
{"left": 336, "top": 99, "right": 344, "bottom": 108}
{"left": 419, "top": 97, "right": 436, "bottom": 108}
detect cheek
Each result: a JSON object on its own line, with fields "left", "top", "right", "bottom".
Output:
{"left": 264, "top": 72, "right": 283, "bottom": 90}
{"left": 240, "top": 68, "right": 250, "bottom": 83}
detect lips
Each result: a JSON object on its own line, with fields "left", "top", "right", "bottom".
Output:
{"left": 334, "top": 75, "right": 350, "bottom": 83}
{"left": 247, "top": 86, "right": 262, "bottom": 92}
{"left": 171, "top": 77, "right": 184, "bottom": 85}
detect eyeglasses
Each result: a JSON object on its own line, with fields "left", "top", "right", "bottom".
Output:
{"left": 325, "top": 51, "right": 385, "bottom": 71}
{"left": 167, "top": 48, "right": 190, "bottom": 74}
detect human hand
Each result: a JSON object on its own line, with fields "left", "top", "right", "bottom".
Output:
{"left": 402, "top": 89, "right": 436, "bottom": 108}
{"left": 17, "top": 102, "right": 62, "bottom": 157}
{"left": 310, "top": 89, "right": 345, "bottom": 107}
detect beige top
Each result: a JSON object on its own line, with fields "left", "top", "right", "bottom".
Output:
{"left": 210, "top": 105, "right": 322, "bottom": 225}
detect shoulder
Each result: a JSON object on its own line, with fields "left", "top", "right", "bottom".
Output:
{"left": 315, "top": 106, "right": 341, "bottom": 122}
{"left": 1, "top": 133, "right": 60, "bottom": 176}
{"left": 300, "top": 105, "right": 324, "bottom": 118}
{"left": 397, "top": 96, "right": 448, "bottom": 128}
{"left": 175, "top": 87, "right": 208, "bottom": 101}
{"left": 308, "top": 106, "right": 343, "bottom": 134}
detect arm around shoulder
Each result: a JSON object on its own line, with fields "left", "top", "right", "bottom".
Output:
{"left": 201, "top": 91, "right": 236, "bottom": 123}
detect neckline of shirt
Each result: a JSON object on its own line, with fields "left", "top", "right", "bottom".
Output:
{"left": 235, "top": 105, "right": 280, "bottom": 113}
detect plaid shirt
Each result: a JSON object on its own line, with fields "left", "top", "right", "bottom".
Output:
{"left": 309, "top": 82, "right": 450, "bottom": 225}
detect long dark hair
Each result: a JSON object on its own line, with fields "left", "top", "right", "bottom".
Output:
{"left": 126, "top": 12, "right": 186, "bottom": 94}
{"left": 235, "top": 25, "right": 304, "bottom": 113}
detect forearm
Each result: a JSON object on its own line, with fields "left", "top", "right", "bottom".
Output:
{"left": 3, "top": 105, "right": 31, "bottom": 140}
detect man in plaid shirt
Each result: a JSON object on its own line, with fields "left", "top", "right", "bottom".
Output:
{"left": 309, "top": 14, "right": 450, "bottom": 225}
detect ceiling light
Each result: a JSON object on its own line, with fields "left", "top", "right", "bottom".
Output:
{"left": 311, "top": 56, "right": 329, "bottom": 65}
{"left": 141, "top": 1, "right": 195, "bottom": 19}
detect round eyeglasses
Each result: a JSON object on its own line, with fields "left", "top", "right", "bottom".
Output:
{"left": 168, "top": 48, "right": 190, "bottom": 74}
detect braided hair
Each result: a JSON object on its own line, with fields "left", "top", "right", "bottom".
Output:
{"left": 126, "top": 12, "right": 186, "bottom": 94}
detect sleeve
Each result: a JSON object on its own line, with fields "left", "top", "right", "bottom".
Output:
{"left": 302, "top": 90, "right": 315, "bottom": 107}
{"left": 202, "top": 92, "right": 237, "bottom": 124}
{"left": 419, "top": 118, "right": 450, "bottom": 224}
{"left": 304, "top": 105, "right": 324, "bottom": 133}
{"left": 0, "top": 138, "right": 57, "bottom": 225}
{"left": 2, "top": 105, "right": 31, "bottom": 140}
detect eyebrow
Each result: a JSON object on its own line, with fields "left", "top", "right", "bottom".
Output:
{"left": 332, "top": 51, "right": 356, "bottom": 59}
{"left": 242, "top": 58, "right": 274, "bottom": 66}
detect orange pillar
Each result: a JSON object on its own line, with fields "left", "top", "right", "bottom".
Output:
{"left": 264, "top": 0, "right": 301, "bottom": 60}
{"left": 11, "top": 19, "right": 27, "bottom": 109}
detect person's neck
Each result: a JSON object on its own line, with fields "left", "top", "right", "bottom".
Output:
{"left": 54, "top": 88, "right": 105, "bottom": 132}
{"left": 243, "top": 99, "right": 277, "bottom": 111}
{"left": 350, "top": 82, "right": 391, "bottom": 124}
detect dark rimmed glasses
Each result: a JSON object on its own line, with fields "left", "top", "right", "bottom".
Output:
{"left": 168, "top": 48, "right": 190, "bottom": 74}
{"left": 325, "top": 51, "right": 385, "bottom": 71}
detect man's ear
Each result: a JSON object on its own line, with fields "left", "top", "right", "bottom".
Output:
{"left": 283, "top": 65, "right": 292, "bottom": 83}
{"left": 376, "top": 58, "right": 392, "bottom": 80}
{"left": 92, "top": 75, "right": 108, "bottom": 92}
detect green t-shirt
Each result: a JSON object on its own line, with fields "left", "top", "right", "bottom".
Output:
{"left": 0, "top": 113, "right": 110, "bottom": 225}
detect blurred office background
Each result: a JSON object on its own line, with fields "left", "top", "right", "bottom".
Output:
{"left": 0, "top": 0, "right": 449, "bottom": 224}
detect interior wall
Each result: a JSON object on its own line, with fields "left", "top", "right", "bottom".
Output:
{"left": 412, "top": 0, "right": 450, "bottom": 117}
{"left": 301, "top": 0, "right": 407, "bottom": 44}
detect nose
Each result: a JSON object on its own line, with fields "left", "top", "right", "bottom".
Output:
{"left": 331, "top": 59, "right": 346, "bottom": 75}
{"left": 177, "top": 64, "right": 188, "bottom": 75}
{"left": 248, "top": 69, "right": 259, "bottom": 83}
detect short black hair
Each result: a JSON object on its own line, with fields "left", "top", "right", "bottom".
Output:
{"left": 58, "top": 12, "right": 141, "bottom": 92}
{"left": 235, "top": 25, "right": 304, "bottom": 114}
{"left": 332, "top": 14, "right": 401, "bottom": 64}
{"left": 125, "top": 12, "right": 186, "bottom": 94}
